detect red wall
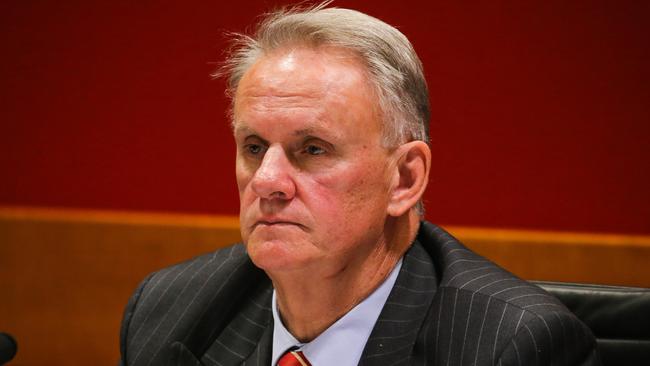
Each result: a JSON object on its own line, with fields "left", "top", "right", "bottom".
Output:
{"left": 1, "top": 1, "right": 649, "bottom": 234}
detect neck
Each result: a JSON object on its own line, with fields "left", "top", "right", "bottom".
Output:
{"left": 269, "top": 213, "right": 420, "bottom": 342}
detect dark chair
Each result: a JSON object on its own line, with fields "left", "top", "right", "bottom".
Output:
{"left": 535, "top": 281, "right": 650, "bottom": 366}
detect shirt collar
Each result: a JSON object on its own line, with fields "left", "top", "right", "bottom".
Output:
{"left": 271, "top": 258, "right": 403, "bottom": 366}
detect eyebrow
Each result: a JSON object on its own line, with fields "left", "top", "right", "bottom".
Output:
{"left": 293, "top": 128, "right": 317, "bottom": 137}
{"left": 233, "top": 124, "right": 254, "bottom": 136}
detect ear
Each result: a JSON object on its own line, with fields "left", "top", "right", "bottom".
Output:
{"left": 387, "top": 141, "right": 431, "bottom": 217}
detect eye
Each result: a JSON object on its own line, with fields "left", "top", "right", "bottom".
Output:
{"left": 244, "top": 144, "right": 264, "bottom": 155}
{"left": 304, "top": 144, "right": 325, "bottom": 156}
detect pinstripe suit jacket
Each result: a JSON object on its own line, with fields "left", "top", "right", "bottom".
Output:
{"left": 120, "top": 222, "right": 600, "bottom": 366}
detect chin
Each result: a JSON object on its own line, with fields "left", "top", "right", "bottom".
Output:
{"left": 245, "top": 237, "right": 312, "bottom": 273}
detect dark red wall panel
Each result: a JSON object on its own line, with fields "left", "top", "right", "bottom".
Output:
{"left": 1, "top": 1, "right": 649, "bottom": 234}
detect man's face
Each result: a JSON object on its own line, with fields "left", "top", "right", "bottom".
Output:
{"left": 233, "top": 46, "right": 395, "bottom": 274}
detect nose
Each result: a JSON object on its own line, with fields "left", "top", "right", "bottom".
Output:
{"left": 250, "top": 145, "right": 296, "bottom": 200}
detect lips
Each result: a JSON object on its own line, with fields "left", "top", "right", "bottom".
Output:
{"left": 256, "top": 220, "right": 297, "bottom": 226}
{"left": 252, "top": 219, "right": 304, "bottom": 230}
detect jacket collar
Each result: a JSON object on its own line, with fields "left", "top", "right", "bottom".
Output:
{"left": 359, "top": 237, "right": 438, "bottom": 365}
{"left": 169, "top": 270, "right": 274, "bottom": 366}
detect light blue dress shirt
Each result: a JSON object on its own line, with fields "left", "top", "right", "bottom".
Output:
{"left": 271, "top": 258, "right": 403, "bottom": 366}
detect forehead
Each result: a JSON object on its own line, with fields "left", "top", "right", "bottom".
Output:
{"left": 237, "top": 45, "right": 371, "bottom": 96}
{"left": 232, "top": 45, "right": 383, "bottom": 138}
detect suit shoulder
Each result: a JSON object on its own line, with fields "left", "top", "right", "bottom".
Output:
{"left": 120, "top": 243, "right": 266, "bottom": 364}
{"left": 419, "top": 222, "right": 599, "bottom": 365}
{"left": 146, "top": 243, "right": 249, "bottom": 283}
{"left": 419, "top": 222, "right": 568, "bottom": 314}
{"left": 496, "top": 304, "right": 599, "bottom": 365}
{"left": 126, "top": 243, "right": 251, "bottom": 315}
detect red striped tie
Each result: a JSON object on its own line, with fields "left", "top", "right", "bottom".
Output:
{"left": 277, "top": 350, "right": 312, "bottom": 366}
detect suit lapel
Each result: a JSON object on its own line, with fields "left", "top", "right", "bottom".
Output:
{"left": 199, "top": 280, "right": 274, "bottom": 366}
{"left": 242, "top": 319, "right": 274, "bottom": 366}
{"left": 168, "top": 341, "right": 203, "bottom": 366}
{"left": 359, "top": 240, "right": 438, "bottom": 366}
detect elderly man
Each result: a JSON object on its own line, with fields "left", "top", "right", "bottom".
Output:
{"left": 120, "top": 4, "right": 599, "bottom": 366}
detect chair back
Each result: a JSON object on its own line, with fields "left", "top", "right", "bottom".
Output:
{"left": 536, "top": 281, "right": 650, "bottom": 366}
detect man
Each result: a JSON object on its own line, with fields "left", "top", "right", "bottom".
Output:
{"left": 120, "top": 3, "right": 600, "bottom": 366}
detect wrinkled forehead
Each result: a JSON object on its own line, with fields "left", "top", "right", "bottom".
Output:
{"left": 234, "top": 45, "right": 377, "bottom": 107}
{"left": 231, "top": 45, "right": 385, "bottom": 141}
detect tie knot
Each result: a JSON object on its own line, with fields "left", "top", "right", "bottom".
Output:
{"left": 277, "top": 349, "right": 312, "bottom": 366}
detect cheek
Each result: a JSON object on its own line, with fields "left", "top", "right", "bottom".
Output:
{"left": 235, "top": 161, "right": 257, "bottom": 241}
{"left": 235, "top": 160, "right": 254, "bottom": 200}
{"left": 304, "top": 160, "right": 390, "bottom": 223}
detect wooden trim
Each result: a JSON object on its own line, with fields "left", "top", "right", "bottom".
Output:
{"left": 2, "top": 206, "right": 649, "bottom": 287}
{"left": 444, "top": 225, "right": 650, "bottom": 288}
{"left": 3, "top": 205, "right": 648, "bottom": 245}
{"left": 2, "top": 205, "right": 649, "bottom": 288}
{"left": 0, "top": 205, "right": 240, "bottom": 228}
{"left": 445, "top": 225, "right": 650, "bottom": 247}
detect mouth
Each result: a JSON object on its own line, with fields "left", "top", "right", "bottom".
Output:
{"left": 253, "top": 220, "right": 304, "bottom": 230}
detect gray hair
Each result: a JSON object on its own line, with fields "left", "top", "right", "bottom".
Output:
{"left": 215, "top": 1, "right": 430, "bottom": 147}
